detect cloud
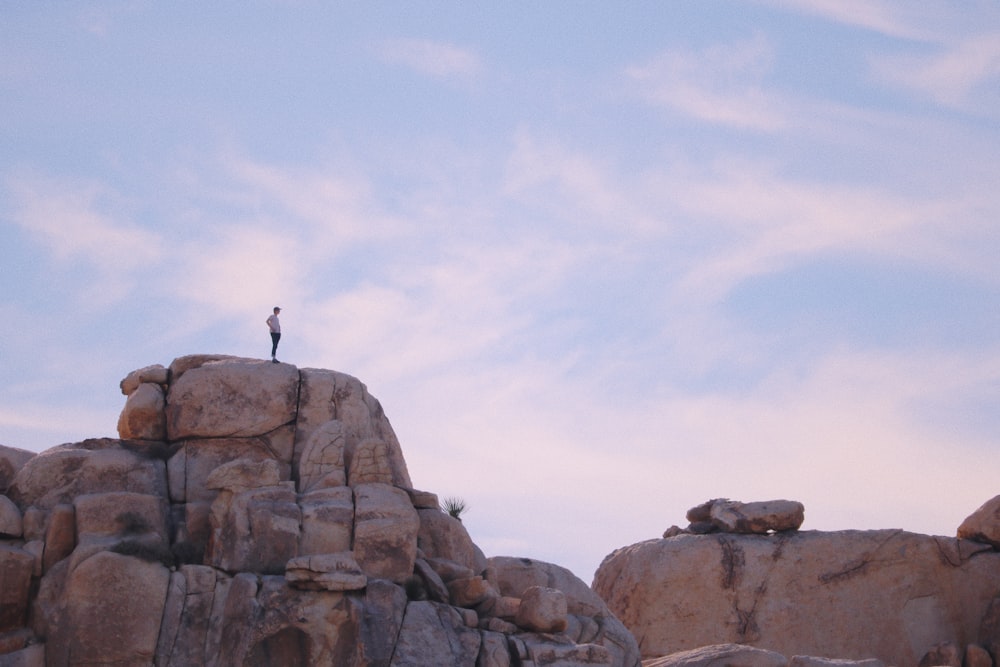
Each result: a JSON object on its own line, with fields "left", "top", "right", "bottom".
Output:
{"left": 627, "top": 34, "right": 789, "bottom": 131}
{"left": 4, "top": 173, "right": 164, "bottom": 305}
{"left": 872, "top": 32, "right": 1000, "bottom": 110}
{"left": 760, "top": 0, "right": 933, "bottom": 41}
{"left": 377, "top": 38, "right": 483, "bottom": 81}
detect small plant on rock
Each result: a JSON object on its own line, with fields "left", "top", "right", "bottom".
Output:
{"left": 441, "top": 496, "right": 468, "bottom": 521}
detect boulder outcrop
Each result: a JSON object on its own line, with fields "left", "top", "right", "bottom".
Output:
{"left": 0, "top": 355, "right": 640, "bottom": 666}
{"left": 595, "top": 499, "right": 1000, "bottom": 667}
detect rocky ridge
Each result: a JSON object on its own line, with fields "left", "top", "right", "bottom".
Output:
{"left": 595, "top": 498, "right": 1000, "bottom": 667}
{"left": 0, "top": 354, "right": 639, "bottom": 666}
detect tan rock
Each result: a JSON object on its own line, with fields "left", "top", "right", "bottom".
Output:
{"left": 208, "top": 482, "right": 300, "bottom": 574}
{"left": 295, "top": 368, "right": 411, "bottom": 488}
{"left": 644, "top": 643, "right": 788, "bottom": 667}
{"left": 156, "top": 565, "right": 218, "bottom": 667}
{"left": 58, "top": 550, "right": 170, "bottom": 665}
{"left": 298, "top": 486, "right": 353, "bottom": 556}
{"left": 167, "top": 433, "right": 293, "bottom": 503}
{"left": 73, "top": 491, "right": 168, "bottom": 544}
{"left": 487, "top": 556, "right": 640, "bottom": 667}
{"left": 709, "top": 499, "right": 805, "bottom": 534}
{"left": 417, "top": 507, "right": 487, "bottom": 573}
{"left": 515, "top": 585, "right": 568, "bottom": 633}
{"left": 446, "top": 575, "right": 497, "bottom": 608}
{"left": 205, "top": 457, "right": 281, "bottom": 492}
{"left": 963, "top": 644, "right": 992, "bottom": 667}
{"left": 389, "top": 600, "right": 481, "bottom": 666}
{"left": 478, "top": 630, "right": 512, "bottom": 667}
{"left": 42, "top": 503, "right": 75, "bottom": 572}
{"left": 347, "top": 437, "right": 394, "bottom": 485}
{"left": 166, "top": 353, "right": 242, "bottom": 383}
{"left": 525, "top": 640, "right": 614, "bottom": 666}
{"left": 957, "top": 495, "right": 1000, "bottom": 548}
{"left": 406, "top": 488, "right": 440, "bottom": 509}
{"left": 119, "top": 363, "right": 169, "bottom": 395}
{"left": 0, "top": 444, "right": 35, "bottom": 494}
{"left": 296, "top": 419, "right": 347, "bottom": 492}
{"left": 413, "top": 558, "right": 451, "bottom": 603}
{"left": 0, "top": 544, "right": 34, "bottom": 633}
{"left": 116, "top": 382, "right": 167, "bottom": 440}
{"left": 353, "top": 483, "right": 419, "bottom": 583}
{"left": 0, "top": 495, "right": 22, "bottom": 537}
{"left": 7, "top": 440, "right": 166, "bottom": 511}
{"left": 285, "top": 552, "right": 367, "bottom": 591}
{"left": 594, "top": 530, "right": 1000, "bottom": 665}
{"left": 165, "top": 358, "right": 299, "bottom": 440}
{"left": 919, "top": 641, "right": 962, "bottom": 667}
{"left": 359, "top": 579, "right": 409, "bottom": 666}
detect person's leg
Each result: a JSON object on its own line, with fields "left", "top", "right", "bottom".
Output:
{"left": 271, "top": 332, "right": 281, "bottom": 359}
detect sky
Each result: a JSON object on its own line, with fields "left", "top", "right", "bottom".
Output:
{"left": 2, "top": 1, "right": 1000, "bottom": 583}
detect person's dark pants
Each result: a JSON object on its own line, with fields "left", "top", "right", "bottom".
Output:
{"left": 270, "top": 332, "right": 281, "bottom": 357}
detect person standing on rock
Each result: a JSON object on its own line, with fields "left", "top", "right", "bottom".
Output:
{"left": 266, "top": 306, "right": 281, "bottom": 363}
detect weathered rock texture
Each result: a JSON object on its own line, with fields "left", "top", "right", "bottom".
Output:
{"left": 595, "top": 498, "right": 1000, "bottom": 667}
{"left": 0, "top": 355, "right": 640, "bottom": 666}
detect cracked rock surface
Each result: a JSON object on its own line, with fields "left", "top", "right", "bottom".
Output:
{"left": 593, "top": 527, "right": 1000, "bottom": 666}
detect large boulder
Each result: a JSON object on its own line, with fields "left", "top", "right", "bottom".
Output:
{"left": 295, "top": 368, "right": 411, "bottom": 488}
{"left": 0, "top": 445, "right": 35, "bottom": 494}
{"left": 958, "top": 495, "right": 1000, "bottom": 549}
{"left": 6, "top": 439, "right": 167, "bottom": 511}
{"left": 593, "top": 529, "right": 1000, "bottom": 665}
{"left": 165, "top": 358, "right": 299, "bottom": 440}
{"left": 116, "top": 381, "right": 167, "bottom": 440}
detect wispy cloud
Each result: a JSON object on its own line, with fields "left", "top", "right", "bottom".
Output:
{"left": 378, "top": 38, "right": 483, "bottom": 81}
{"left": 873, "top": 32, "right": 1000, "bottom": 111}
{"left": 627, "top": 33, "right": 788, "bottom": 131}
{"left": 4, "top": 173, "right": 164, "bottom": 305}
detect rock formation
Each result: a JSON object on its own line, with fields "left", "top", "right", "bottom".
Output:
{"left": 594, "top": 498, "right": 1000, "bottom": 667}
{"left": 0, "top": 355, "right": 639, "bottom": 667}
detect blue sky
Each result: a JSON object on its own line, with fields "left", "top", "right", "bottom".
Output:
{"left": 3, "top": 1, "right": 1000, "bottom": 582}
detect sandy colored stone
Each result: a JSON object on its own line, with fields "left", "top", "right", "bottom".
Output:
{"left": 7, "top": 440, "right": 166, "bottom": 511}
{"left": 389, "top": 601, "right": 481, "bottom": 667}
{"left": 205, "top": 457, "right": 281, "bottom": 492}
{"left": 295, "top": 368, "right": 411, "bottom": 488}
{"left": 58, "top": 550, "right": 170, "bottom": 665}
{"left": 709, "top": 499, "right": 805, "bottom": 534}
{"left": 120, "top": 363, "right": 169, "bottom": 395}
{"left": 958, "top": 495, "right": 1000, "bottom": 548}
{"left": 42, "top": 504, "right": 76, "bottom": 573}
{"left": 73, "top": 491, "right": 168, "bottom": 543}
{"left": 208, "top": 483, "right": 300, "bottom": 574}
{"left": 417, "top": 507, "right": 487, "bottom": 573}
{"left": 0, "top": 495, "right": 22, "bottom": 537}
{"left": 166, "top": 358, "right": 299, "bottom": 440}
{"left": 296, "top": 419, "right": 347, "bottom": 492}
{"left": 285, "top": 552, "right": 367, "bottom": 591}
{"left": 0, "top": 544, "right": 34, "bottom": 633}
{"left": 117, "top": 382, "right": 167, "bottom": 440}
{"left": 353, "top": 483, "right": 419, "bottom": 583}
{"left": 515, "top": 585, "right": 567, "bottom": 633}
{"left": 594, "top": 530, "right": 1000, "bottom": 665}
{"left": 0, "top": 444, "right": 35, "bottom": 494}
{"left": 298, "top": 486, "right": 353, "bottom": 556}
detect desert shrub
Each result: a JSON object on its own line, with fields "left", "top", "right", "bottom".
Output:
{"left": 441, "top": 496, "right": 468, "bottom": 521}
